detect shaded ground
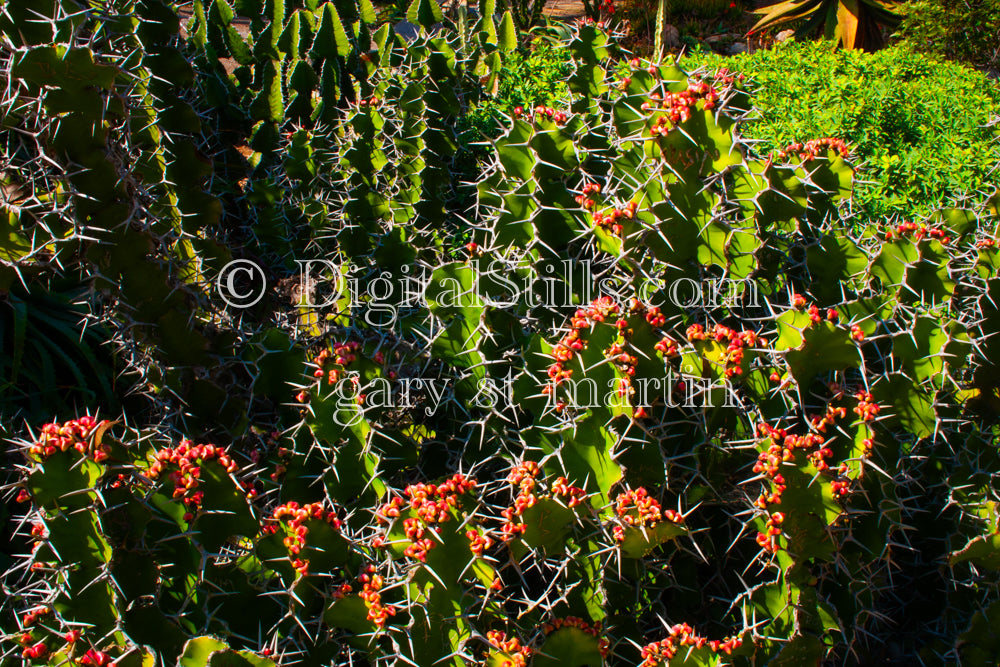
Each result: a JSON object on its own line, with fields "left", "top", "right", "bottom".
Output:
{"left": 544, "top": 0, "right": 586, "bottom": 20}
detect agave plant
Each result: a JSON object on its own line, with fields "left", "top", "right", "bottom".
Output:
{"left": 751, "top": 0, "right": 902, "bottom": 50}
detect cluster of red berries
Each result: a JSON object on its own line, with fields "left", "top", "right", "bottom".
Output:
{"left": 752, "top": 396, "right": 870, "bottom": 548}
{"left": 266, "top": 501, "right": 343, "bottom": 575}
{"left": 501, "top": 461, "right": 540, "bottom": 541}
{"left": 623, "top": 298, "right": 666, "bottom": 329}
{"left": 591, "top": 200, "right": 638, "bottom": 236}
{"left": 21, "top": 641, "right": 48, "bottom": 660}
{"left": 267, "top": 444, "right": 293, "bottom": 483}
{"left": 543, "top": 617, "right": 610, "bottom": 657}
{"left": 147, "top": 441, "right": 239, "bottom": 522}
{"left": 499, "top": 463, "right": 586, "bottom": 540}
{"left": 830, "top": 479, "right": 851, "bottom": 498}
{"left": 544, "top": 297, "right": 622, "bottom": 405}
{"left": 885, "top": 221, "right": 951, "bottom": 244}
{"left": 611, "top": 487, "right": 683, "bottom": 543}
{"left": 401, "top": 518, "right": 436, "bottom": 561}
{"left": 853, "top": 391, "right": 880, "bottom": 422}
{"left": 686, "top": 323, "right": 764, "bottom": 378}
{"left": 791, "top": 294, "right": 868, "bottom": 342}
{"left": 299, "top": 343, "right": 359, "bottom": 403}
{"left": 773, "top": 137, "right": 849, "bottom": 162}
{"left": 356, "top": 95, "right": 380, "bottom": 109}
{"left": 596, "top": 0, "right": 615, "bottom": 15}
{"left": 756, "top": 415, "right": 850, "bottom": 470}
{"left": 78, "top": 650, "right": 113, "bottom": 666}
{"left": 756, "top": 511, "right": 785, "bottom": 553}
{"left": 359, "top": 564, "right": 396, "bottom": 628}
{"left": 639, "top": 623, "right": 743, "bottom": 665}
{"left": 574, "top": 182, "right": 603, "bottom": 208}
{"left": 752, "top": 426, "right": 807, "bottom": 510}
{"left": 377, "top": 474, "right": 477, "bottom": 562}
{"left": 16, "top": 609, "right": 54, "bottom": 661}
{"left": 640, "top": 82, "right": 721, "bottom": 134}
{"left": 815, "top": 394, "right": 850, "bottom": 424}
{"left": 310, "top": 342, "right": 361, "bottom": 386}
{"left": 977, "top": 238, "right": 997, "bottom": 248}
{"left": 552, "top": 329, "right": 586, "bottom": 364}
{"left": 28, "top": 416, "right": 111, "bottom": 462}
{"left": 710, "top": 67, "right": 746, "bottom": 86}
{"left": 20, "top": 607, "right": 49, "bottom": 627}
{"left": 808, "top": 304, "right": 837, "bottom": 324}
{"left": 552, "top": 476, "right": 587, "bottom": 507}
{"left": 18, "top": 607, "right": 49, "bottom": 660}
{"left": 573, "top": 296, "right": 621, "bottom": 327}
{"left": 486, "top": 630, "right": 532, "bottom": 667}
{"left": 793, "top": 298, "right": 837, "bottom": 327}
{"left": 511, "top": 105, "right": 569, "bottom": 125}
{"left": 605, "top": 341, "right": 638, "bottom": 379}
{"left": 466, "top": 528, "right": 494, "bottom": 557}
{"left": 654, "top": 335, "right": 680, "bottom": 358}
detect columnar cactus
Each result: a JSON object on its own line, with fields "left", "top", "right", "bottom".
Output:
{"left": 3, "top": 9, "right": 1000, "bottom": 667}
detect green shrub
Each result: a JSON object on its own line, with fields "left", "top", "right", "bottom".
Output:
{"left": 464, "top": 39, "right": 572, "bottom": 139}
{"left": 684, "top": 40, "right": 1000, "bottom": 223}
{"left": 896, "top": 0, "right": 1000, "bottom": 71}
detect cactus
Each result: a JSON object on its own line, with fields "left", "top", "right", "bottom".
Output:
{"left": 3, "top": 9, "right": 1000, "bottom": 667}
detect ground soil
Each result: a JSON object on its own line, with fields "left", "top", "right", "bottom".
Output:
{"left": 543, "top": 0, "right": 586, "bottom": 20}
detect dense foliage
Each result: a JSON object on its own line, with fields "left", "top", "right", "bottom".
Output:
{"left": 896, "top": 0, "right": 1000, "bottom": 71}
{"left": 465, "top": 37, "right": 573, "bottom": 139}
{"left": 2, "top": 1, "right": 1000, "bottom": 667}
{"left": 685, "top": 40, "right": 1000, "bottom": 223}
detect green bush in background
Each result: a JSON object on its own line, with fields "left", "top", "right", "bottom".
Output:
{"left": 464, "top": 37, "right": 572, "bottom": 140}
{"left": 684, "top": 40, "right": 1000, "bottom": 223}
{"left": 896, "top": 0, "right": 1000, "bottom": 72}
